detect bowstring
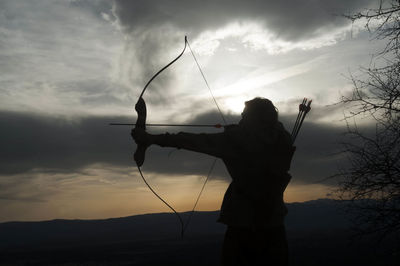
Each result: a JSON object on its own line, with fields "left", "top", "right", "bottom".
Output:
{"left": 182, "top": 37, "right": 227, "bottom": 235}
{"left": 183, "top": 157, "right": 217, "bottom": 233}
{"left": 186, "top": 39, "right": 227, "bottom": 125}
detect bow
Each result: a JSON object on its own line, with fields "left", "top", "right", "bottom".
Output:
{"left": 133, "top": 36, "right": 225, "bottom": 238}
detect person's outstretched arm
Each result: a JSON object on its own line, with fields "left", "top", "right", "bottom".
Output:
{"left": 132, "top": 128, "right": 232, "bottom": 159}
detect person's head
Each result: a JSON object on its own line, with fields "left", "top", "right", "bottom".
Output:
{"left": 240, "top": 97, "right": 278, "bottom": 127}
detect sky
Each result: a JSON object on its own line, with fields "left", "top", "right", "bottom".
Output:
{"left": 0, "top": 0, "right": 388, "bottom": 222}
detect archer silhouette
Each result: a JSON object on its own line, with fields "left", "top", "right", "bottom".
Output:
{"left": 132, "top": 97, "right": 294, "bottom": 266}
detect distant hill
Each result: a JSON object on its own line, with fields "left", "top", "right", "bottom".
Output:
{"left": 286, "top": 198, "right": 351, "bottom": 231}
{"left": 0, "top": 199, "right": 349, "bottom": 248}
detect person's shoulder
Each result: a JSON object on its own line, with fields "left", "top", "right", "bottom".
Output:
{"left": 274, "top": 122, "right": 288, "bottom": 134}
{"left": 276, "top": 122, "right": 292, "bottom": 145}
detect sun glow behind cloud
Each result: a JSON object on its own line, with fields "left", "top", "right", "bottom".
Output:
{"left": 166, "top": 21, "right": 356, "bottom": 117}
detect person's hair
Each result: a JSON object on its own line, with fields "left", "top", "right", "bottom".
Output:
{"left": 244, "top": 97, "right": 278, "bottom": 125}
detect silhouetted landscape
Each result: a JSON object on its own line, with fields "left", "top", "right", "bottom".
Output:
{"left": 0, "top": 199, "right": 397, "bottom": 265}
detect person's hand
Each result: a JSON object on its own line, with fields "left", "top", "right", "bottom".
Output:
{"left": 131, "top": 127, "right": 152, "bottom": 146}
{"left": 135, "top": 98, "right": 146, "bottom": 117}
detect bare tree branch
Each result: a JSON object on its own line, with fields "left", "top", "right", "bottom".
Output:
{"left": 337, "top": 1, "right": 400, "bottom": 241}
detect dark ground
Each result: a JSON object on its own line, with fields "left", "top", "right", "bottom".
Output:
{"left": 0, "top": 200, "right": 398, "bottom": 265}
{"left": 1, "top": 231, "right": 398, "bottom": 266}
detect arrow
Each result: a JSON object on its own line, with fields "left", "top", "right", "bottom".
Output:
{"left": 291, "top": 98, "right": 312, "bottom": 143}
{"left": 109, "top": 123, "right": 223, "bottom": 128}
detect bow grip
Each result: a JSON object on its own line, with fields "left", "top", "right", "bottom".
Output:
{"left": 134, "top": 97, "right": 147, "bottom": 167}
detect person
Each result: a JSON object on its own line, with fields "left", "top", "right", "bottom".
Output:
{"left": 131, "top": 97, "right": 294, "bottom": 266}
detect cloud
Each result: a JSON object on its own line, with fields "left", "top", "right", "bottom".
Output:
{"left": 110, "top": 0, "right": 377, "bottom": 105}
{"left": 113, "top": 0, "right": 374, "bottom": 42}
{"left": 0, "top": 111, "right": 135, "bottom": 175}
{"left": 0, "top": 0, "right": 380, "bottom": 118}
{"left": 0, "top": 108, "right": 357, "bottom": 188}
{"left": 0, "top": 0, "right": 126, "bottom": 116}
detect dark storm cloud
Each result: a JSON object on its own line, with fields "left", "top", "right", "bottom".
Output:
{"left": 0, "top": 110, "right": 234, "bottom": 177}
{"left": 0, "top": 107, "right": 363, "bottom": 187}
{"left": 113, "top": 0, "right": 374, "bottom": 41}
{"left": 0, "top": 111, "right": 134, "bottom": 175}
